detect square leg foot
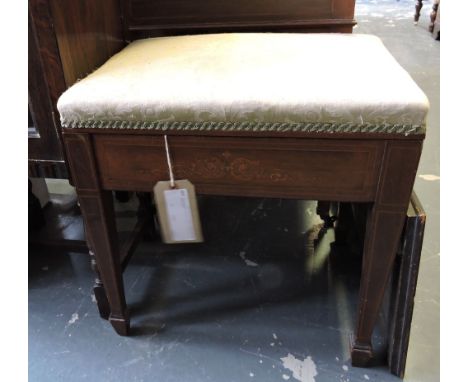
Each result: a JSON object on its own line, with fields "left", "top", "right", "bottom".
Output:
{"left": 350, "top": 335, "right": 373, "bottom": 367}
{"left": 93, "top": 285, "right": 110, "bottom": 319}
{"left": 110, "top": 314, "right": 130, "bottom": 336}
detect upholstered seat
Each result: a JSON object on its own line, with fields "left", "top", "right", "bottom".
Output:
{"left": 57, "top": 33, "right": 429, "bottom": 135}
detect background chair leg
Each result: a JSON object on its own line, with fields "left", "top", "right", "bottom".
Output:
{"left": 136, "top": 192, "right": 158, "bottom": 241}
{"left": 414, "top": 0, "right": 423, "bottom": 24}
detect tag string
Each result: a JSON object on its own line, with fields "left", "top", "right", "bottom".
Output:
{"left": 164, "top": 135, "right": 175, "bottom": 188}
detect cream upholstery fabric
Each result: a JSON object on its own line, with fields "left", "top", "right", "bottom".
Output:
{"left": 57, "top": 33, "right": 429, "bottom": 135}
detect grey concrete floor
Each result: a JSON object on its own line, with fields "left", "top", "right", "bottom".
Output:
{"left": 30, "top": 1, "right": 439, "bottom": 381}
{"left": 29, "top": 197, "right": 397, "bottom": 382}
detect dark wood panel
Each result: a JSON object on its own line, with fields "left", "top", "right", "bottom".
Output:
{"left": 387, "top": 192, "right": 426, "bottom": 378}
{"left": 29, "top": 0, "right": 67, "bottom": 117}
{"left": 128, "top": 25, "right": 354, "bottom": 40}
{"left": 29, "top": 0, "right": 67, "bottom": 143}
{"left": 122, "top": 0, "right": 356, "bottom": 40}
{"left": 93, "top": 135, "right": 383, "bottom": 200}
{"left": 50, "top": 0, "right": 124, "bottom": 87}
{"left": 130, "top": 0, "right": 332, "bottom": 22}
{"left": 28, "top": 4, "right": 62, "bottom": 161}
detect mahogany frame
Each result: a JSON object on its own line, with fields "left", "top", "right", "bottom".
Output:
{"left": 62, "top": 127, "right": 424, "bottom": 367}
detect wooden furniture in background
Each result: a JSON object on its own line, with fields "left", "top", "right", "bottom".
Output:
{"left": 429, "top": 0, "right": 440, "bottom": 40}
{"left": 28, "top": 0, "right": 124, "bottom": 178}
{"left": 28, "top": 0, "right": 125, "bottom": 251}
{"left": 122, "top": 0, "right": 356, "bottom": 40}
{"left": 28, "top": 0, "right": 67, "bottom": 178}
{"left": 414, "top": 0, "right": 440, "bottom": 40}
{"left": 414, "top": 0, "right": 424, "bottom": 24}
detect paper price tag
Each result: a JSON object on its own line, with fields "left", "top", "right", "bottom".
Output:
{"left": 164, "top": 188, "right": 195, "bottom": 241}
{"left": 154, "top": 180, "right": 204, "bottom": 244}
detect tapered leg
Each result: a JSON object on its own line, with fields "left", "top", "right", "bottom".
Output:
{"left": 63, "top": 133, "right": 130, "bottom": 335}
{"left": 351, "top": 141, "right": 423, "bottom": 366}
{"left": 79, "top": 189, "right": 129, "bottom": 334}
{"left": 351, "top": 204, "right": 407, "bottom": 365}
{"left": 414, "top": 0, "right": 423, "bottom": 24}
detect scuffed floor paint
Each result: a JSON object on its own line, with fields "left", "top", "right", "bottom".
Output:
{"left": 67, "top": 313, "right": 79, "bottom": 325}
{"left": 121, "top": 357, "right": 144, "bottom": 368}
{"left": 418, "top": 174, "right": 440, "bottom": 181}
{"left": 280, "top": 353, "right": 318, "bottom": 382}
